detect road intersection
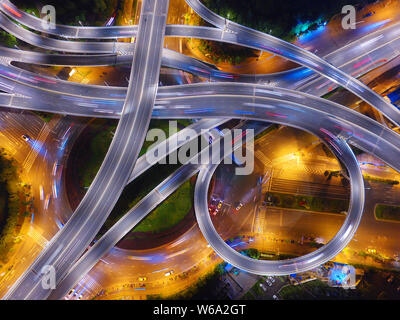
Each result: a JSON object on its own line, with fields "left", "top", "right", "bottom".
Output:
{"left": 0, "top": 0, "right": 398, "bottom": 299}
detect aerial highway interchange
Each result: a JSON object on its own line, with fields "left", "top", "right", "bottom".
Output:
{"left": 0, "top": 0, "right": 398, "bottom": 301}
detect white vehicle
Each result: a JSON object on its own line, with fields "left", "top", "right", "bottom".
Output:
{"left": 164, "top": 270, "right": 174, "bottom": 277}
{"left": 272, "top": 295, "right": 279, "bottom": 300}
{"left": 259, "top": 283, "right": 267, "bottom": 292}
{"left": 39, "top": 185, "right": 44, "bottom": 200}
{"left": 52, "top": 162, "right": 58, "bottom": 176}
{"left": 44, "top": 194, "right": 51, "bottom": 210}
{"left": 52, "top": 183, "right": 58, "bottom": 199}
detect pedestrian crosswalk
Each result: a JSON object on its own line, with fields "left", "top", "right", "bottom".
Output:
{"left": 77, "top": 274, "right": 102, "bottom": 296}
{"left": 255, "top": 150, "right": 272, "bottom": 166}
{"left": 22, "top": 125, "right": 50, "bottom": 172}
{"left": 295, "top": 163, "right": 326, "bottom": 176}
{"left": 27, "top": 226, "right": 48, "bottom": 248}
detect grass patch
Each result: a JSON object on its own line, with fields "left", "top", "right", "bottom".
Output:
{"left": 97, "top": 162, "right": 182, "bottom": 239}
{"left": 78, "top": 119, "right": 116, "bottom": 189}
{"left": 321, "top": 86, "right": 343, "bottom": 100}
{"left": 364, "top": 174, "right": 399, "bottom": 185}
{"left": 266, "top": 192, "right": 348, "bottom": 214}
{"left": 13, "top": 0, "right": 120, "bottom": 26}
{"left": 0, "top": 184, "right": 7, "bottom": 222}
{"left": 185, "top": 11, "right": 256, "bottom": 65}
{"left": 250, "top": 279, "right": 265, "bottom": 296}
{"left": 76, "top": 118, "right": 195, "bottom": 238}
{"left": 280, "top": 265, "right": 400, "bottom": 300}
{"left": 279, "top": 279, "right": 360, "bottom": 300}
{"left": 0, "top": 150, "right": 31, "bottom": 264}
{"left": 375, "top": 204, "right": 400, "bottom": 222}
{"left": 241, "top": 291, "right": 256, "bottom": 300}
{"left": 279, "top": 279, "right": 320, "bottom": 300}
{"left": 0, "top": 31, "right": 18, "bottom": 48}
{"left": 78, "top": 118, "right": 192, "bottom": 189}
{"left": 201, "top": 0, "right": 374, "bottom": 42}
{"left": 138, "top": 119, "right": 189, "bottom": 157}
{"left": 259, "top": 251, "right": 298, "bottom": 260}
{"left": 242, "top": 248, "right": 299, "bottom": 261}
{"left": 33, "top": 111, "right": 54, "bottom": 123}
{"left": 131, "top": 180, "right": 193, "bottom": 233}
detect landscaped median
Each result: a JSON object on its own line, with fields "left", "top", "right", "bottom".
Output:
{"left": 128, "top": 180, "right": 193, "bottom": 234}
{"left": 265, "top": 192, "right": 349, "bottom": 215}
{"left": 374, "top": 204, "right": 400, "bottom": 222}
{"left": 364, "top": 174, "right": 399, "bottom": 186}
{"left": 0, "top": 149, "right": 32, "bottom": 266}
{"left": 184, "top": 10, "right": 257, "bottom": 66}
{"left": 68, "top": 118, "right": 197, "bottom": 248}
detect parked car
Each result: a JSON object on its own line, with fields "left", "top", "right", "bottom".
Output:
{"left": 65, "top": 289, "right": 75, "bottom": 299}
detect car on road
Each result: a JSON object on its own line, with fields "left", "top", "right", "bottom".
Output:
{"left": 272, "top": 295, "right": 279, "bottom": 300}
{"left": 44, "top": 194, "right": 51, "bottom": 210}
{"left": 73, "top": 291, "right": 83, "bottom": 300}
{"left": 234, "top": 202, "right": 243, "bottom": 211}
{"left": 39, "top": 185, "right": 44, "bottom": 200}
{"left": 164, "top": 270, "right": 174, "bottom": 277}
{"left": 21, "top": 134, "right": 31, "bottom": 142}
{"left": 65, "top": 289, "right": 75, "bottom": 299}
{"left": 209, "top": 204, "right": 218, "bottom": 216}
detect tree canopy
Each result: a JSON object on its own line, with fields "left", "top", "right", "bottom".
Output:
{"left": 202, "top": 0, "right": 375, "bottom": 41}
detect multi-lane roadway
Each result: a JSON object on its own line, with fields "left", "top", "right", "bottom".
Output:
{"left": 0, "top": 0, "right": 398, "bottom": 299}
{"left": 4, "top": 0, "right": 169, "bottom": 300}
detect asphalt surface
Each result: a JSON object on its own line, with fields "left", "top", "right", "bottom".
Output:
{"left": 4, "top": 81, "right": 400, "bottom": 171}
